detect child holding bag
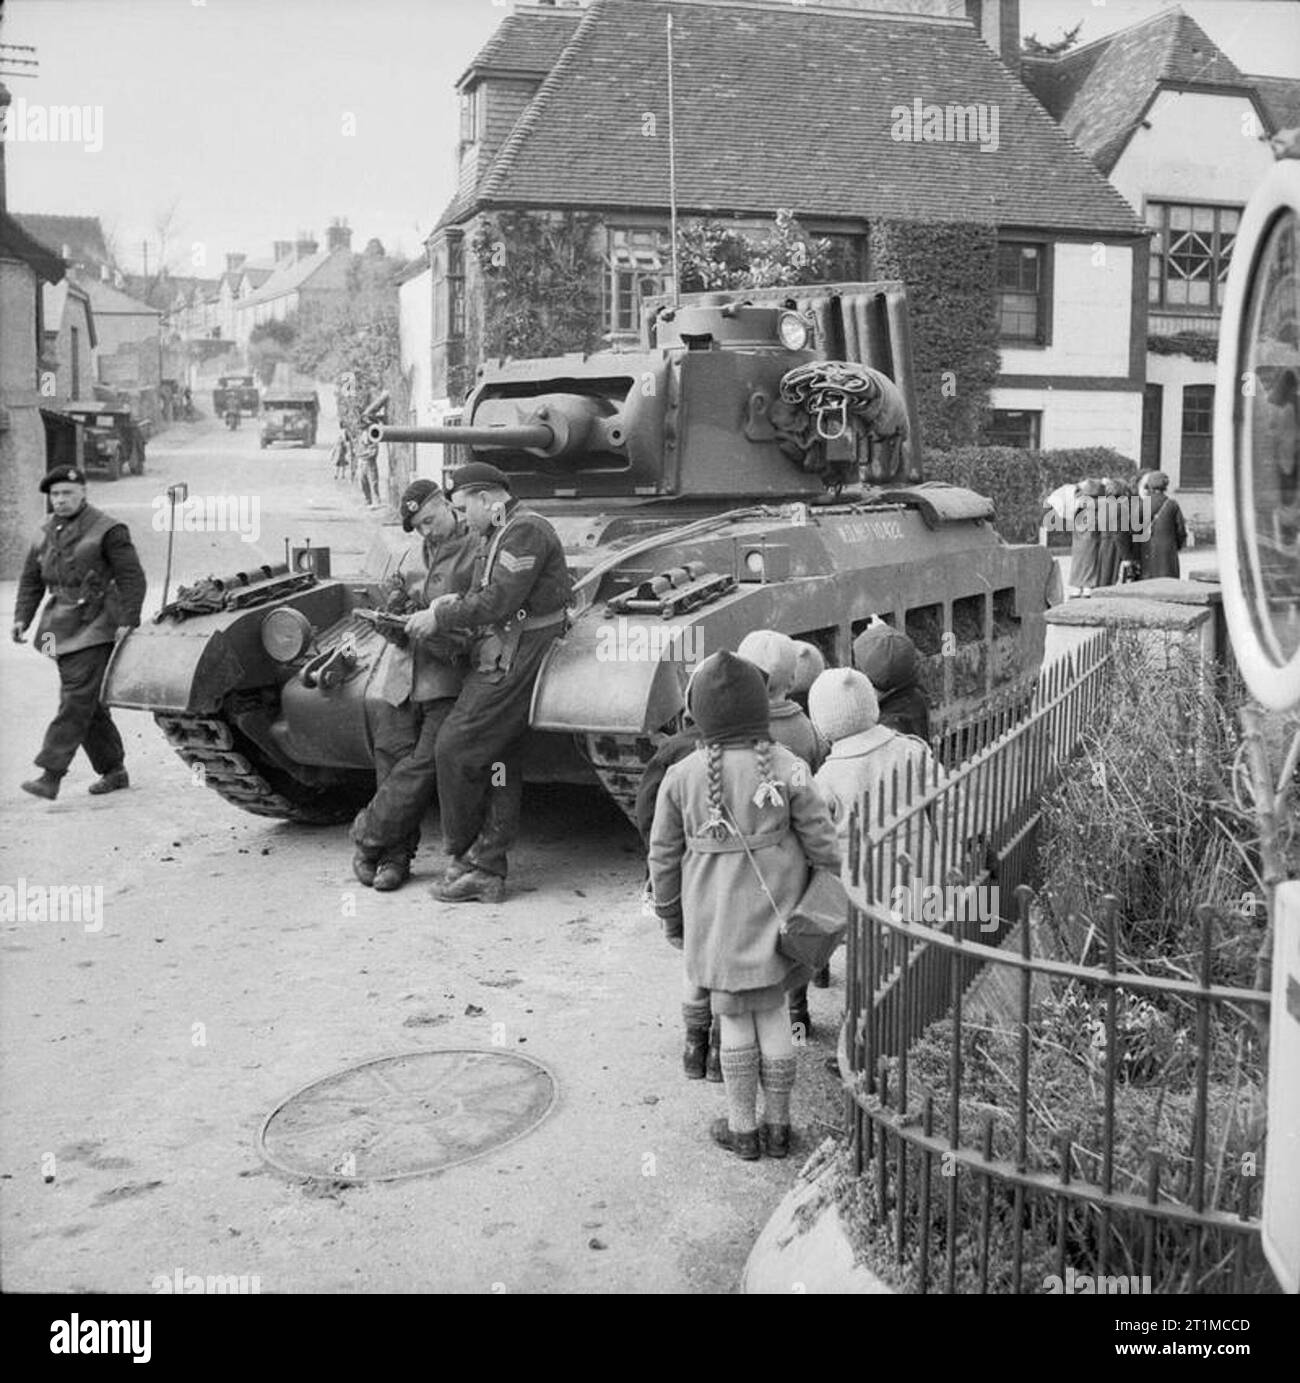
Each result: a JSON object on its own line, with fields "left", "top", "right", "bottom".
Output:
{"left": 649, "top": 651, "right": 841, "bottom": 1161}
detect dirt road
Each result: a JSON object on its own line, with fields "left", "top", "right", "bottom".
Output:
{"left": 0, "top": 416, "right": 840, "bottom": 1294}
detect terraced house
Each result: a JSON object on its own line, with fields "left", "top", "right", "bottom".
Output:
{"left": 405, "top": 0, "right": 1150, "bottom": 467}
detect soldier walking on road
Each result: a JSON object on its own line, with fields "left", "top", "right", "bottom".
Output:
{"left": 11, "top": 466, "right": 147, "bottom": 800}
{"left": 406, "top": 463, "right": 572, "bottom": 904}
{"left": 350, "top": 479, "right": 481, "bottom": 892}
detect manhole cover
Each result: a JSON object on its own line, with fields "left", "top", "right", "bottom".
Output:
{"left": 257, "top": 1049, "right": 557, "bottom": 1183}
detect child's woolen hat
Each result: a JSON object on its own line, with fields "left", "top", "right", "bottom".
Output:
{"left": 790, "top": 641, "right": 826, "bottom": 697}
{"left": 687, "top": 651, "right": 771, "bottom": 743}
{"left": 737, "top": 629, "right": 797, "bottom": 700}
{"left": 808, "top": 667, "right": 880, "bottom": 743}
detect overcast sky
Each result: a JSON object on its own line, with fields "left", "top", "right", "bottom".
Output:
{"left": 3, "top": 0, "right": 1298, "bottom": 278}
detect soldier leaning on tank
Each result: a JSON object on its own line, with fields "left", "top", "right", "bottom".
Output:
{"left": 350, "top": 479, "right": 481, "bottom": 892}
{"left": 406, "top": 462, "right": 572, "bottom": 904}
{"left": 11, "top": 466, "right": 147, "bottom": 801}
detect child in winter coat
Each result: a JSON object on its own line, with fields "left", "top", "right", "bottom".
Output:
{"left": 649, "top": 651, "right": 841, "bottom": 1161}
{"left": 809, "top": 667, "right": 954, "bottom": 908}
{"left": 852, "top": 621, "right": 931, "bottom": 741}
{"left": 790, "top": 640, "right": 826, "bottom": 715}
{"left": 737, "top": 629, "right": 822, "bottom": 770}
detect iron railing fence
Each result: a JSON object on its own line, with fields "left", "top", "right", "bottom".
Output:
{"left": 839, "top": 890, "right": 1272, "bottom": 1294}
{"left": 847, "top": 630, "right": 1113, "bottom": 1060}
{"left": 836, "top": 630, "right": 1274, "bottom": 1293}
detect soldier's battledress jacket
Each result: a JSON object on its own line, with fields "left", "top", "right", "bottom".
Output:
{"left": 15, "top": 503, "right": 146, "bottom": 657}
{"left": 433, "top": 500, "right": 571, "bottom": 647}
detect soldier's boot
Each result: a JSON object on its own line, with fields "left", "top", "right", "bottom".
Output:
{"left": 352, "top": 850, "right": 380, "bottom": 888}
{"left": 430, "top": 868, "right": 505, "bottom": 904}
{"left": 439, "top": 855, "right": 474, "bottom": 885}
{"left": 21, "top": 770, "right": 62, "bottom": 801}
{"left": 88, "top": 767, "right": 129, "bottom": 796}
{"left": 372, "top": 858, "right": 411, "bottom": 893}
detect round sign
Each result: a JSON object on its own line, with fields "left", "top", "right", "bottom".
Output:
{"left": 1215, "top": 159, "right": 1300, "bottom": 710}
{"left": 257, "top": 1049, "right": 558, "bottom": 1183}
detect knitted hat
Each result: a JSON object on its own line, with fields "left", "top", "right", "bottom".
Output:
{"left": 687, "top": 651, "right": 771, "bottom": 743}
{"left": 790, "top": 641, "right": 826, "bottom": 696}
{"left": 737, "top": 629, "right": 798, "bottom": 700}
{"left": 808, "top": 667, "right": 880, "bottom": 742}
{"left": 852, "top": 624, "right": 920, "bottom": 696}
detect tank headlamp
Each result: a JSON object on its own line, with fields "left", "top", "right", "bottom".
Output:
{"left": 261, "top": 607, "right": 313, "bottom": 663}
{"left": 778, "top": 311, "right": 811, "bottom": 351}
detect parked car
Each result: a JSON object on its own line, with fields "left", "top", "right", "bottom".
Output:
{"left": 259, "top": 392, "right": 320, "bottom": 449}
{"left": 212, "top": 375, "right": 260, "bottom": 416}
{"left": 64, "top": 402, "right": 147, "bottom": 481}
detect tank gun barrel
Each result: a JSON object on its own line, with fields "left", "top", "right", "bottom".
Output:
{"left": 369, "top": 422, "right": 555, "bottom": 450}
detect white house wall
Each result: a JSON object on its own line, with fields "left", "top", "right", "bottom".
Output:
{"left": 1109, "top": 89, "right": 1273, "bottom": 214}
{"left": 399, "top": 266, "right": 434, "bottom": 424}
{"left": 1000, "top": 242, "right": 1133, "bottom": 378}
{"left": 1146, "top": 350, "right": 1216, "bottom": 487}
{"left": 989, "top": 386, "right": 1142, "bottom": 457}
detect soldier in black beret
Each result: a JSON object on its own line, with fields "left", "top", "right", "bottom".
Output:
{"left": 12, "top": 469, "right": 147, "bottom": 799}
{"left": 350, "top": 478, "right": 481, "bottom": 891}
{"left": 406, "top": 463, "right": 571, "bottom": 902}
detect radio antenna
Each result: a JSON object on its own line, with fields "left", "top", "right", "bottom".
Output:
{"left": 666, "top": 14, "right": 680, "bottom": 308}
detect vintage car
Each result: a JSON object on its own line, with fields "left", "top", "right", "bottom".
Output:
{"left": 212, "top": 374, "right": 260, "bottom": 416}
{"left": 259, "top": 392, "right": 319, "bottom": 449}
{"left": 64, "top": 401, "right": 148, "bottom": 481}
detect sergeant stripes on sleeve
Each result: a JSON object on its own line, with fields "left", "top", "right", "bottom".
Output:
{"left": 498, "top": 550, "right": 536, "bottom": 573}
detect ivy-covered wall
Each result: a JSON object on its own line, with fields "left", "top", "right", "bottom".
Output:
{"left": 868, "top": 220, "right": 1000, "bottom": 451}
{"left": 470, "top": 210, "right": 605, "bottom": 369}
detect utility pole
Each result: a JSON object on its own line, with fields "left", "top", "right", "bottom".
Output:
{"left": 142, "top": 240, "right": 149, "bottom": 282}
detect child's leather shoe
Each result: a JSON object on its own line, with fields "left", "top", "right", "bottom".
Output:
{"left": 710, "top": 1118, "right": 760, "bottom": 1161}
{"left": 761, "top": 1123, "right": 791, "bottom": 1159}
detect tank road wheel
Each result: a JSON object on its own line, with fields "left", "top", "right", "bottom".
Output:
{"left": 154, "top": 711, "right": 372, "bottom": 824}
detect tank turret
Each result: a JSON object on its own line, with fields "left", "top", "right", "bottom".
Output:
{"left": 374, "top": 285, "right": 920, "bottom": 502}
{"left": 103, "top": 282, "right": 1058, "bottom": 826}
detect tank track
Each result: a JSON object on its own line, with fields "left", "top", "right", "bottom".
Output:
{"left": 581, "top": 733, "right": 664, "bottom": 829}
{"left": 153, "top": 712, "right": 360, "bottom": 824}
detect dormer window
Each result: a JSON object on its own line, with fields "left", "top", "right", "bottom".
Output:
{"left": 1147, "top": 202, "right": 1239, "bottom": 311}
{"left": 460, "top": 86, "right": 480, "bottom": 145}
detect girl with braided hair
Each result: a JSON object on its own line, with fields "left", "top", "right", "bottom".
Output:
{"left": 648, "top": 651, "right": 841, "bottom": 1161}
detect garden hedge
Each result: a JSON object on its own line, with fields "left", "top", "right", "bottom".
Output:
{"left": 924, "top": 446, "right": 1141, "bottom": 543}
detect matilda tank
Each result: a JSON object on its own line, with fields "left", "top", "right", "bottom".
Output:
{"left": 103, "top": 282, "right": 1060, "bottom": 823}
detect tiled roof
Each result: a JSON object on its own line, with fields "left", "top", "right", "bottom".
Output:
{"left": 1022, "top": 7, "right": 1251, "bottom": 174}
{"left": 82, "top": 278, "right": 159, "bottom": 316}
{"left": 13, "top": 212, "right": 109, "bottom": 270}
{"left": 457, "top": 3, "right": 583, "bottom": 86}
{"left": 1250, "top": 74, "right": 1300, "bottom": 134}
{"left": 471, "top": 0, "right": 1145, "bottom": 236}
{"left": 0, "top": 212, "right": 65, "bottom": 282}
{"left": 240, "top": 250, "right": 343, "bottom": 306}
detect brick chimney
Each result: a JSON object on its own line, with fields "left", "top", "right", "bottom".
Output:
{"left": 226, "top": 252, "right": 247, "bottom": 276}
{"left": 326, "top": 219, "right": 352, "bottom": 253}
{"left": 950, "top": 0, "right": 1021, "bottom": 69}
{"left": 273, "top": 240, "right": 293, "bottom": 263}
{"left": 294, "top": 232, "right": 319, "bottom": 260}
